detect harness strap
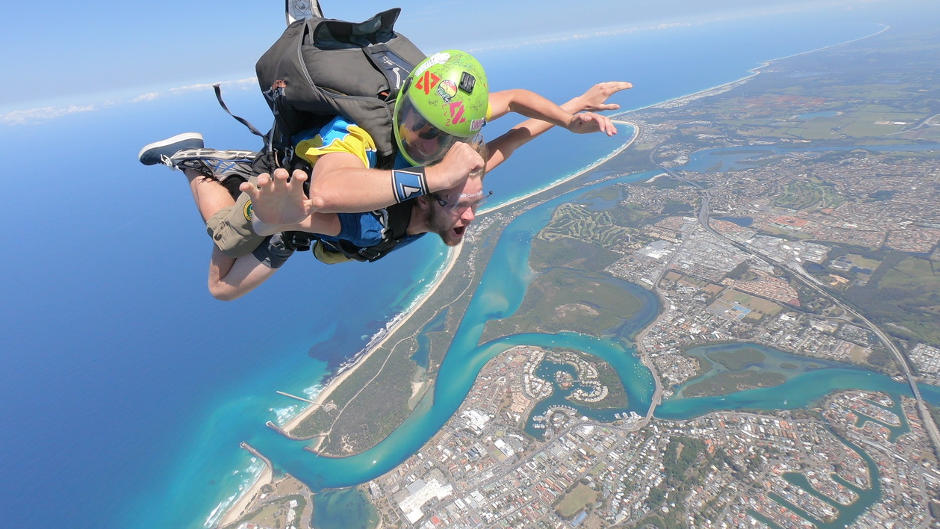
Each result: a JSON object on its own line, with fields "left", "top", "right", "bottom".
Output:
{"left": 213, "top": 83, "right": 276, "bottom": 149}
{"left": 281, "top": 201, "right": 414, "bottom": 262}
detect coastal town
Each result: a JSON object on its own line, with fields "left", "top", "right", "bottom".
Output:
{"left": 220, "top": 22, "right": 939, "bottom": 529}
{"left": 361, "top": 351, "right": 937, "bottom": 529}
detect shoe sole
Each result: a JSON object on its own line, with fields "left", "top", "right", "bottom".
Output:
{"left": 138, "top": 132, "right": 205, "bottom": 163}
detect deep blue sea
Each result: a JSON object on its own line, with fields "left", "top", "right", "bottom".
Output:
{"left": 1, "top": 5, "right": 934, "bottom": 529}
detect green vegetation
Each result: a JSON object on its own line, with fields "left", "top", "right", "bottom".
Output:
{"left": 662, "top": 200, "right": 694, "bottom": 215}
{"left": 844, "top": 255, "right": 940, "bottom": 347}
{"left": 244, "top": 494, "right": 308, "bottom": 529}
{"left": 554, "top": 483, "right": 598, "bottom": 519}
{"left": 580, "top": 186, "right": 624, "bottom": 203}
{"left": 725, "top": 262, "right": 754, "bottom": 281}
{"left": 564, "top": 351, "right": 628, "bottom": 410}
{"left": 481, "top": 268, "right": 646, "bottom": 342}
{"left": 709, "top": 347, "right": 767, "bottom": 370}
{"left": 609, "top": 202, "right": 655, "bottom": 228}
{"left": 530, "top": 232, "right": 622, "bottom": 273}
{"left": 636, "top": 437, "right": 721, "bottom": 529}
{"left": 772, "top": 176, "right": 844, "bottom": 210}
{"left": 540, "top": 203, "right": 633, "bottom": 251}
{"left": 292, "top": 214, "right": 507, "bottom": 452}
{"left": 684, "top": 371, "right": 787, "bottom": 398}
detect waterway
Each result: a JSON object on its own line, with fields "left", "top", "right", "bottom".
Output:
{"left": 679, "top": 142, "right": 940, "bottom": 173}
{"left": 251, "top": 148, "right": 940, "bottom": 495}
{"left": 268, "top": 128, "right": 940, "bottom": 528}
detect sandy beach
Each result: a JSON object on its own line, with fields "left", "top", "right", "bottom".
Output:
{"left": 281, "top": 244, "right": 463, "bottom": 435}
{"left": 219, "top": 120, "right": 641, "bottom": 525}
{"left": 218, "top": 443, "right": 274, "bottom": 528}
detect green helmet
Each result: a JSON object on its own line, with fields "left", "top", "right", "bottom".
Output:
{"left": 393, "top": 50, "right": 489, "bottom": 165}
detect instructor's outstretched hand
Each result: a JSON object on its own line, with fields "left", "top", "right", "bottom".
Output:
{"left": 564, "top": 81, "right": 633, "bottom": 136}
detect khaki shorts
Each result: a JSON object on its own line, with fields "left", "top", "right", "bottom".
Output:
{"left": 206, "top": 190, "right": 266, "bottom": 257}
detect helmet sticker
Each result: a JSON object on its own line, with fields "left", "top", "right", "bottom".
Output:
{"left": 415, "top": 71, "right": 441, "bottom": 95}
{"left": 437, "top": 80, "right": 457, "bottom": 102}
{"left": 449, "top": 101, "right": 466, "bottom": 125}
{"left": 459, "top": 72, "right": 476, "bottom": 94}
{"left": 412, "top": 52, "right": 451, "bottom": 79}
{"left": 470, "top": 118, "right": 485, "bottom": 132}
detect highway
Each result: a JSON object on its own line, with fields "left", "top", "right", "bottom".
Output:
{"left": 651, "top": 151, "right": 940, "bottom": 459}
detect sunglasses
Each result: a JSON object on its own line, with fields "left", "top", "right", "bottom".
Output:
{"left": 432, "top": 190, "right": 494, "bottom": 212}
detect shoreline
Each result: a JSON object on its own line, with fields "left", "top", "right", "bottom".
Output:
{"left": 263, "top": 18, "right": 892, "bottom": 447}
{"left": 280, "top": 246, "right": 462, "bottom": 436}
{"left": 217, "top": 443, "right": 274, "bottom": 528}
{"left": 277, "top": 120, "right": 640, "bottom": 441}
{"left": 478, "top": 120, "right": 639, "bottom": 216}
{"left": 218, "top": 24, "right": 896, "bottom": 524}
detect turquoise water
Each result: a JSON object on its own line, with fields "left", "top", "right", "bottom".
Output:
{"left": 773, "top": 431, "right": 881, "bottom": 528}
{"left": 312, "top": 488, "right": 378, "bottom": 529}
{"left": 248, "top": 158, "right": 940, "bottom": 492}
{"left": 1, "top": 6, "right": 926, "bottom": 529}
{"left": 219, "top": 16, "right": 940, "bottom": 523}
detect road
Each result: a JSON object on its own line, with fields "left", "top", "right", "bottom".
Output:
{"left": 676, "top": 162, "right": 940, "bottom": 459}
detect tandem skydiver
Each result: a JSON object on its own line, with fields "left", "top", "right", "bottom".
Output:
{"left": 139, "top": 51, "right": 631, "bottom": 299}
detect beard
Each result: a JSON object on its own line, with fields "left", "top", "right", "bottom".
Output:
{"left": 423, "top": 205, "right": 467, "bottom": 247}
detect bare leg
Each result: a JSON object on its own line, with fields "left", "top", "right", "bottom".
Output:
{"left": 208, "top": 247, "right": 279, "bottom": 301}
{"left": 185, "top": 168, "right": 235, "bottom": 222}
{"left": 181, "top": 168, "right": 255, "bottom": 297}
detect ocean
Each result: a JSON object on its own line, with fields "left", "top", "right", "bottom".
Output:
{"left": 0, "top": 5, "right": 926, "bottom": 528}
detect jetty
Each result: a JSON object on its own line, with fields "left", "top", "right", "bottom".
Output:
{"left": 276, "top": 390, "right": 315, "bottom": 403}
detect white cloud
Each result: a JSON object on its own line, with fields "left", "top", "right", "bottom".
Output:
{"left": 132, "top": 92, "right": 160, "bottom": 103}
{"left": 0, "top": 104, "right": 99, "bottom": 125}
{"left": 1, "top": 76, "right": 259, "bottom": 126}
{"left": 169, "top": 77, "right": 257, "bottom": 95}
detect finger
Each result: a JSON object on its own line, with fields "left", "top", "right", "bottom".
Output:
{"left": 256, "top": 172, "right": 272, "bottom": 188}
{"left": 611, "top": 81, "right": 633, "bottom": 91}
{"left": 291, "top": 169, "right": 309, "bottom": 184}
{"left": 597, "top": 103, "right": 621, "bottom": 110}
{"left": 273, "top": 168, "right": 290, "bottom": 189}
{"left": 240, "top": 181, "right": 261, "bottom": 201}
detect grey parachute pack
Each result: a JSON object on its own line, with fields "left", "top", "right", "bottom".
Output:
{"left": 218, "top": 7, "right": 426, "bottom": 170}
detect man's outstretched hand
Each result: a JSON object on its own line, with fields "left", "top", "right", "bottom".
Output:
{"left": 239, "top": 168, "right": 314, "bottom": 235}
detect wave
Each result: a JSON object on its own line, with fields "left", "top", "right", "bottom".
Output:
{"left": 202, "top": 456, "right": 265, "bottom": 528}
{"left": 270, "top": 405, "right": 299, "bottom": 426}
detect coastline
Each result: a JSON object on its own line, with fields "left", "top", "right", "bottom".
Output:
{"left": 193, "top": 20, "right": 912, "bottom": 527}
{"left": 276, "top": 120, "right": 640, "bottom": 441}
{"left": 280, "top": 246, "right": 462, "bottom": 436}
{"left": 216, "top": 24, "right": 899, "bottom": 524}
{"left": 478, "top": 120, "right": 639, "bottom": 216}
{"left": 256, "top": 19, "right": 893, "bottom": 444}
{"left": 217, "top": 443, "right": 274, "bottom": 528}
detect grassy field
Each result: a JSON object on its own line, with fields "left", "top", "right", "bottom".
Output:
{"left": 555, "top": 483, "right": 597, "bottom": 519}
{"left": 481, "top": 267, "right": 647, "bottom": 342}
{"left": 720, "top": 290, "right": 783, "bottom": 318}
{"left": 846, "top": 255, "right": 940, "bottom": 347}
{"left": 708, "top": 347, "right": 768, "bottom": 371}
{"left": 773, "top": 176, "right": 844, "bottom": 210}
{"left": 540, "top": 203, "right": 634, "bottom": 251}
{"left": 684, "top": 371, "right": 787, "bottom": 398}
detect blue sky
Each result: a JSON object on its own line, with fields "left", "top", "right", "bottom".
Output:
{"left": 0, "top": 0, "right": 915, "bottom": 123}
